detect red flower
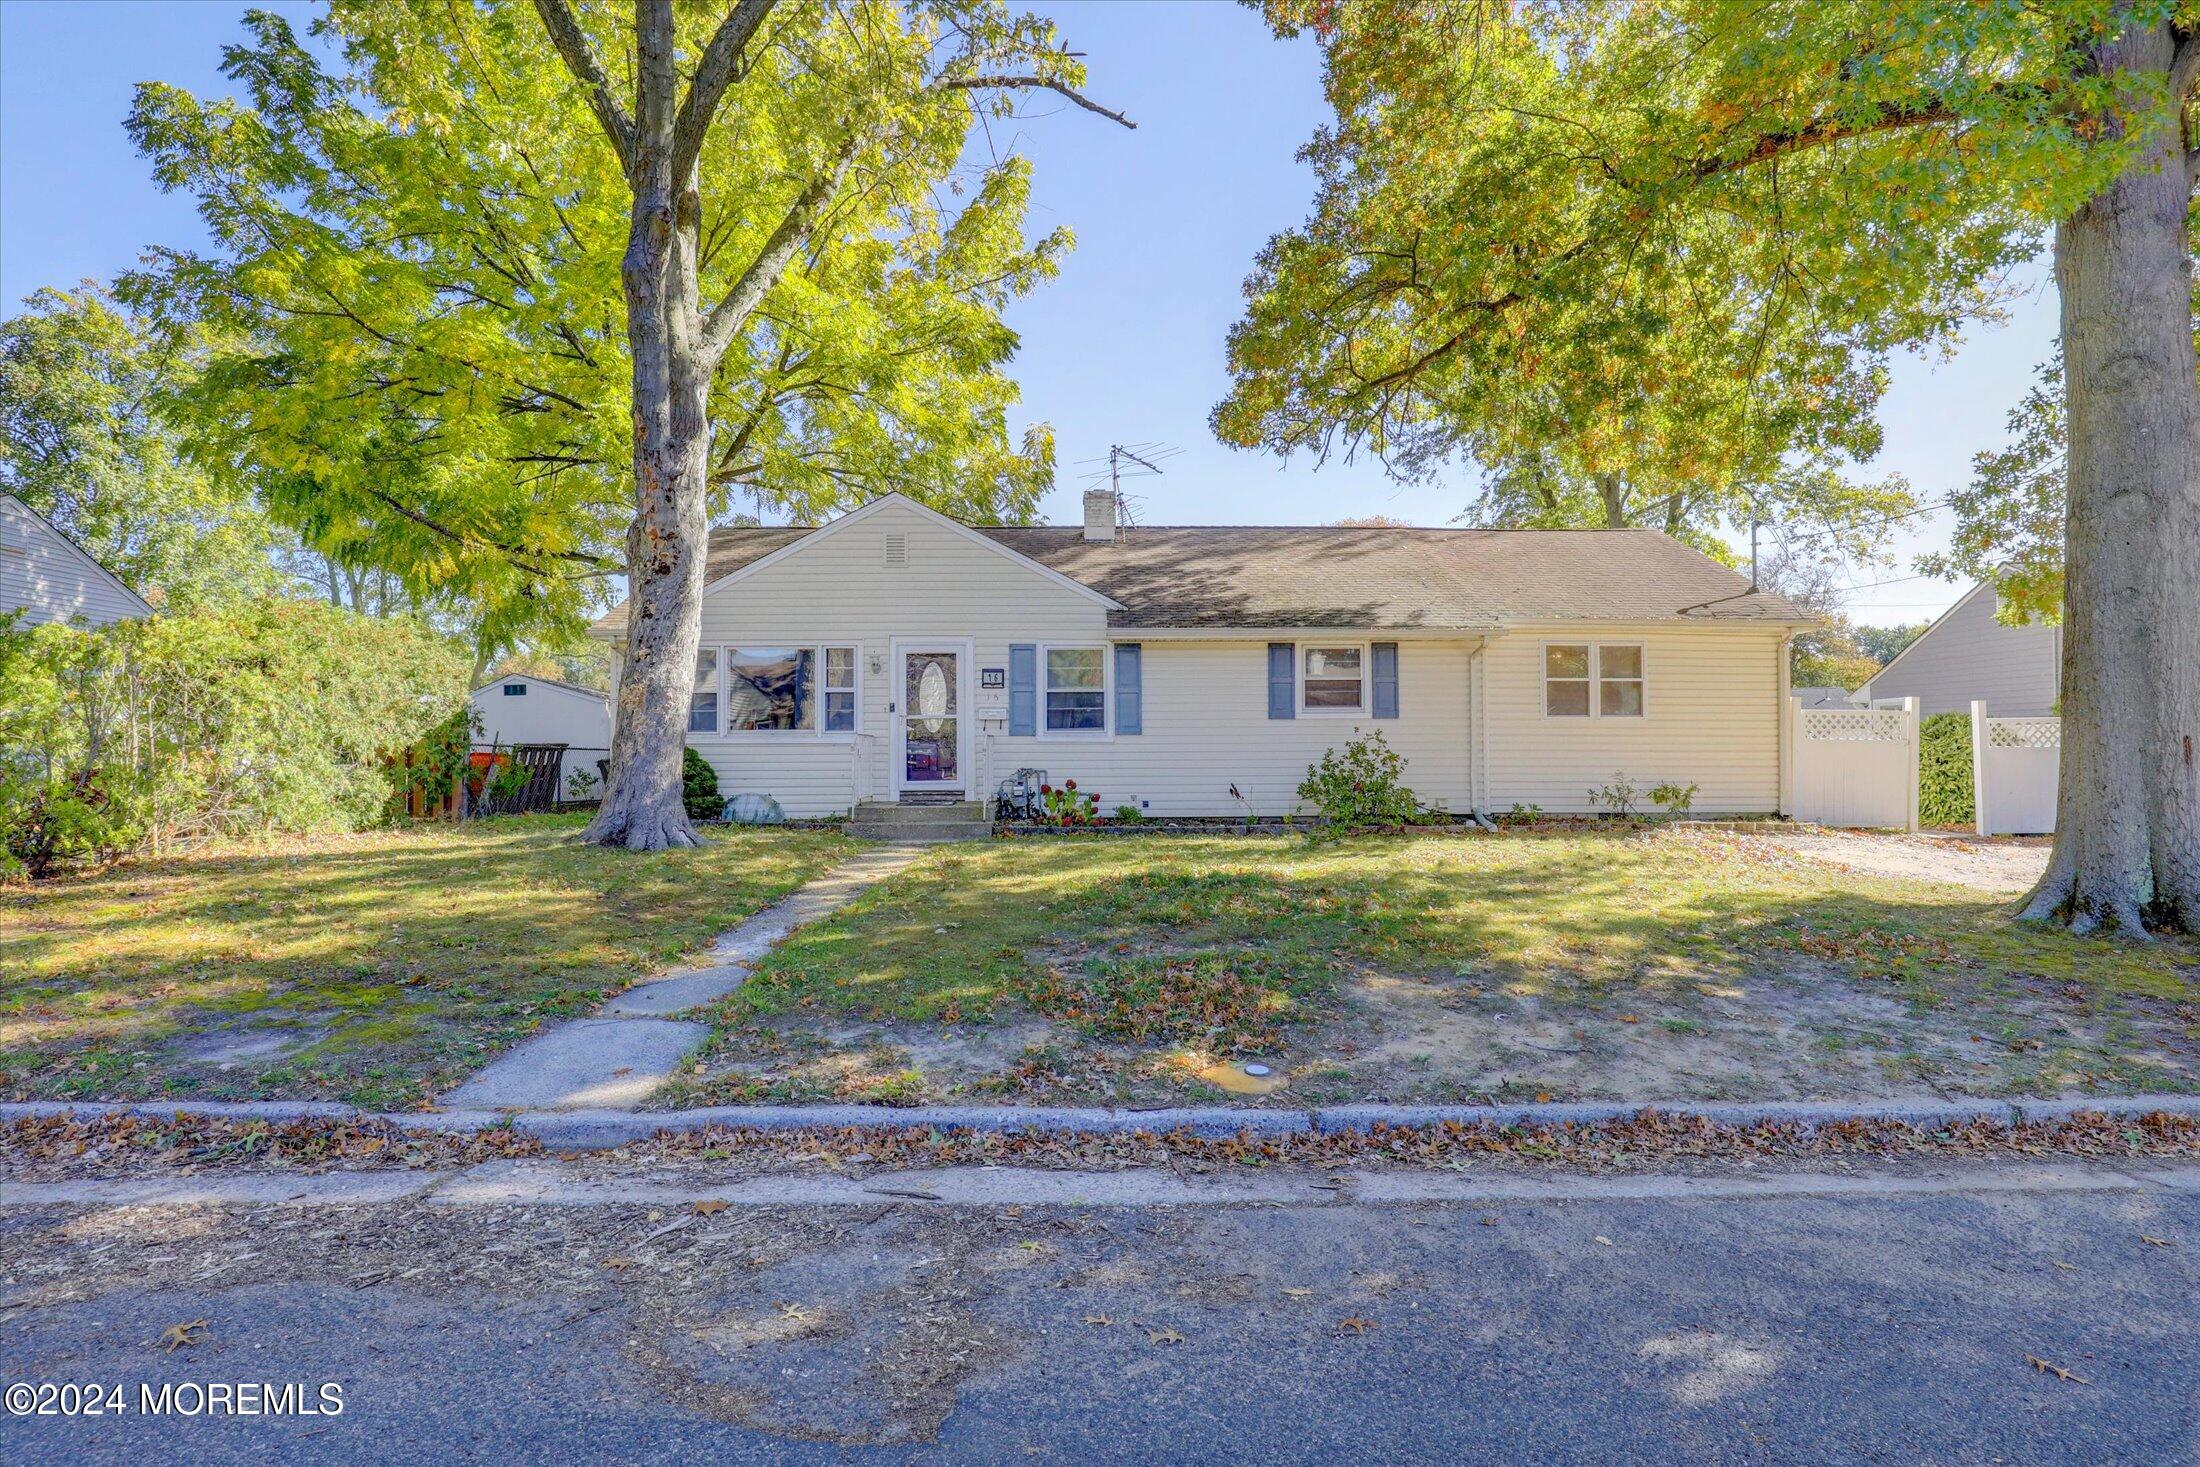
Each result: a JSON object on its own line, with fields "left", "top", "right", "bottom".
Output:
{"left": 1064, "top": 779, "right": 1077, "bottom": 791}
{"left": 1039, "top": 784, "right": 1053, "bottom": 795}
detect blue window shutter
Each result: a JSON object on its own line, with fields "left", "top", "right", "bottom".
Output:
{"left": 1115, "top": 644, "right": 1142, "bottom": 734}
{"left": 1268, "top": 643, "right": 1295, "bottom": 719}
{"left": 1009, "top": 644, "right": 1037, "bottom": 736}
{"left": 1372, "top": 642, "right": 1399, "bottom": 719}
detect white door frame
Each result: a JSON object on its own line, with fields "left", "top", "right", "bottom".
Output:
{"left": 888, "top": 637, "right": 975, "bottom": 799}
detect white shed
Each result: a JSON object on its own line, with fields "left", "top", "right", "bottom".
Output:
{"left": 469, "top": 674, "right": 614, "bottom": 800}
{"left": 1854, "top": 582, "right": 2059, "bottom": 717}
{"left": 0, "top": 493, "right": 154, "bottom": 629}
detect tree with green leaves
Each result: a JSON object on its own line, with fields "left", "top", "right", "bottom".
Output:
{"left": 1222, "top": 0, "right": 2197, "bottom": 934}
{"left": 128, "top": 0, "right": 1128, "bottom": 849}
{"left": 0, "top": 285, "right": 277, "bottom": 610}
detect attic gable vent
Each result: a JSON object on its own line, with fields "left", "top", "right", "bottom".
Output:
{"left": 883, "top": 532, "right": 908, "bottom": 567}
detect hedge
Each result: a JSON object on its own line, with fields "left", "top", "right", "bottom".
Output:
{"left": 1918, "top": 712, "right": 1975, "bottom": 828}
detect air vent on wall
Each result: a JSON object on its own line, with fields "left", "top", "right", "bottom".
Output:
{"left": 883, "top": 532, "right": 908, "bottom": 567}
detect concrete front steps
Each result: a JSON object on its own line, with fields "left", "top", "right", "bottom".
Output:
{"left": 845, "top": 799, "right": 992, "bottom": 843}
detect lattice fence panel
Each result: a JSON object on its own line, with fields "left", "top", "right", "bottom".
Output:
{"left": 1986, "top": 718, "right": 2061, "bottom": 750}
{"left": 1799, "top": 708, "right": 1907, "bottom": 744}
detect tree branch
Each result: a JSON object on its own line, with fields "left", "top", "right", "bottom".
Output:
{"left": 699, "top": 136, "right": 860, "bottom": 362}
{"left": 941, "top": 75, "right": 1136, "bottom": 129}
{"left": 531, "top": 0, "right": 635, "bottom": 169}
{"left": 673, "top": 0, "right": 781, "bottom": 180}
{"left": 359, "top": 485, "right": 615, "bottom": 573}
{"left": 1687, "top": 101, "right": 1958, "bottom": 180}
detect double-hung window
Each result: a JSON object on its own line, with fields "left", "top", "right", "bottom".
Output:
{"left": 1545, "top": 644, "right": 1644, "bottom": 718}
{"left": 1044, "top": 646, "right": 1107, "bottom": 734}
{"left": 823, "top": 646, "right": 858, "bottom": 732}
{"left": 689, "top": 649, "right": 721, "bottom": 734}
{"left": 1302, "top": 645, "right": 1365, "bottom": 712}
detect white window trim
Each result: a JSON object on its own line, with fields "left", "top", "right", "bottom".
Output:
{"left": 1037, "top": 641, "right": 1113, "bottom": 740}
{"left": 1297, "top": 640, "right": 1371, "bottom": 717}
{"left": 689, "top": 643, "right": 862, "bottom": 741}
{"left": 1541, "top": 641, "right": 1649, "bottom": 720}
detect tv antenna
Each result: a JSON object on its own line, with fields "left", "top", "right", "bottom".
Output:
{"left": 1108, "top": 443, "right": 1167, "bottom": 495}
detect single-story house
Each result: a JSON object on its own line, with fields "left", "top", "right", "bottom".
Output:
{"left": 1852, "top": 581, "right": 2059, "bottom": 717}
{"left": 0, "top": 492, "right": 154, "bottom": 629}
{"left": 589, "top": 491, "right": 1812, "bottom": 820}
{"left": 469, "top": 673, "right": 614, "bottom": 798}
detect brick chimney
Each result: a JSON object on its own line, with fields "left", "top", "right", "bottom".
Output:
{"left": 1082, "top": 487, "right": 1118, "bottom": 542}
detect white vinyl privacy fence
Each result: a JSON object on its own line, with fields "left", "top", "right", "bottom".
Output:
{"left": 1786, "top": 697, "right": 1919, "bottom": 831}
{"left": 1970, "top": 703, "right": 2060, "bottom": 835}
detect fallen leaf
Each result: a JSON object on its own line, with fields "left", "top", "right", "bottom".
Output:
{"left": 1281, "top": 1287, "right": 1315, "bottom": 1299}
{"left": 159, "top": 1319, "right": 208, "bottom": 1353}
{"left": 1594, "top": 1236, "right": 1614, "bottom": 1247}
{"left": 1082, "top": 1314, "right": 1114, "bottom": 1327}
{"left": 1337, "top": 1316, "right": 1374, "bottom": 1336}
{"left": 2024, "top": 1353, "right": 2091, "bottom": 1385}
{"left": 2139, "top": 1235, "right": 2173, "bottom": 1247}
{"left": 693, "top": 1200, "right": 730, "bottom": 1216}
{"left": 601, "top": 1257, "right": 639, "bottom": 1271}
{"left": 1147, "top": 1327, "right": 1185, "bottom": 1346}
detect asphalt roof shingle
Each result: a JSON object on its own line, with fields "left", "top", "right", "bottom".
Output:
{"left": 592, "top": 521, "right": 1808, "bottom": 634}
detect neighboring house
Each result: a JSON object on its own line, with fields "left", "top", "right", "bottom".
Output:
{"left": 1852, "top": 581, "right": 2060, "bottom": 717}
{"left": 1792, "top": 685, "right": 1856, "bottom": 710}
{"left": 0, "top": 492, "right": 154, "bottom": 629}
{"left": 469, "top": 673, "right": 614, "bottom": 798}
{"left": 589, "top": 491, "right": 1812, "bottom": 819}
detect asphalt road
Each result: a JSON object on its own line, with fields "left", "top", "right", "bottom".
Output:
{"left": 2, "top": 1163, "right": 2194, "bottom": 1463}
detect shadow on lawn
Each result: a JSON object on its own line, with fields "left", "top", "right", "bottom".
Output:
{"left": 0, "top": 819, "right": 851, "bottom": 1107}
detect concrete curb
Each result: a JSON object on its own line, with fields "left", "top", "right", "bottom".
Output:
{"left": 7, "top": 1094, "right": 2200, "bottom": 1151}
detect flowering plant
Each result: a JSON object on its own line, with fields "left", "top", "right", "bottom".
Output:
{"left": 1038, "top": 778, "right": 1099, "bottom": 826}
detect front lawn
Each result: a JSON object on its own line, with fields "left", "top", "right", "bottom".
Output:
{"left": 0, "top": 817, "right": 854, "bottom": 1108}
{"left": 665, "top": 829, "right": 2200, "bottom": 1108}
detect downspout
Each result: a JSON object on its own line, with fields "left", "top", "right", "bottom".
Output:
{"left": 1776, "top": 632, "right": 1793, "bottom": 819}
{"left": 1468, "top": 635, "right": 1498, "bottom": 830}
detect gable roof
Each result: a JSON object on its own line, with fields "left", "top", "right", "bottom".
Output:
{"left": 590, "top": 505, "right": 1809, "bottom": 636}
{"left": 1857, "top": 579, "right": 1992, "bottom": 692}
{"left": 470, "top": 672, "right": 610, "bottom": 703}
{"left": 0, "top": 493, "right": 156, "bottom": 621}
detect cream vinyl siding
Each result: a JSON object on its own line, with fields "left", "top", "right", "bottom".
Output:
{"left": 994, "top": 639, "right": 1475, "bottom": 818}
{"left": 1481, "top": 623, "right": 1786, "bottom": 815}
{"left": 0, "top": 495, "right": 150, "bottom": 629}
{"left": 1856, "top": 583, "right": 2059, "bottom": 716}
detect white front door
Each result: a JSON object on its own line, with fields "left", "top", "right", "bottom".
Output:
{"left": 891, "top": 641, "right": 971, "bottom": 797}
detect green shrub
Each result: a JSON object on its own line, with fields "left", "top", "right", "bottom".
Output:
{"left": 0, "top": 771, "right": 146, "bottom": 879}
{"left": 682, "top": 746, "right": 724, "bottom": 821}
{"left": 2, "top": 599, "right": 466, "bottom": 848}
{"left": 1648, "top": 781, "right": 1698, "bottom": 816}
{"left": 1587, "top": 771, "right": 1641, "bottom": 816}
{"left": 1298, "top": 730, "right": 1423, "bottom": 834}
{"left": 1918, "top": 712, "right": 1975, "bottom": 827}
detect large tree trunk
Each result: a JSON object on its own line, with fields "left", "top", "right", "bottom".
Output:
{"left": 582, "top": 4, "right": 710, "bottom": 851}
{"left": 2022, "top": 22, "right": 2200, "bottom": 933}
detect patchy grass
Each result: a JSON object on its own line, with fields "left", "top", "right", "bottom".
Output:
{"left": 673, "top": 830, "right": 2200, "bottom": 1108}
{"left": 0, "top": 817, "right": 854, "bottom": 1109}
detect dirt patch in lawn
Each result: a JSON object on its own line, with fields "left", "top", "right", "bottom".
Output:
{"left": 1751, "top": 831, "right": 2052, "bottom": 895}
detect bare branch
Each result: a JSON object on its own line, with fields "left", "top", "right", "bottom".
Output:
{"left": 673, "top": 0, "right": 781, "bottom": 180}
{"left": 699, "top": 136, "right": 860, "bottom": 362}
{"left": 942, "top": 75, "right": 1136, "bottom": 129}
{"left": 359, "top": 484, "right": 615, "bottom": 573}
{"left": 531, "top": 0, "right": 635, "bottom": 169}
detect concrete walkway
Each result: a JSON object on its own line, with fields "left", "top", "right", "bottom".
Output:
{"left": 442, "top": 844, "right": 926, "bottom": 1112}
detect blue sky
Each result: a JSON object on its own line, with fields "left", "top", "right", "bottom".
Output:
{"left": 0, "top": 0, "right": 2060, "bottom": 627}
